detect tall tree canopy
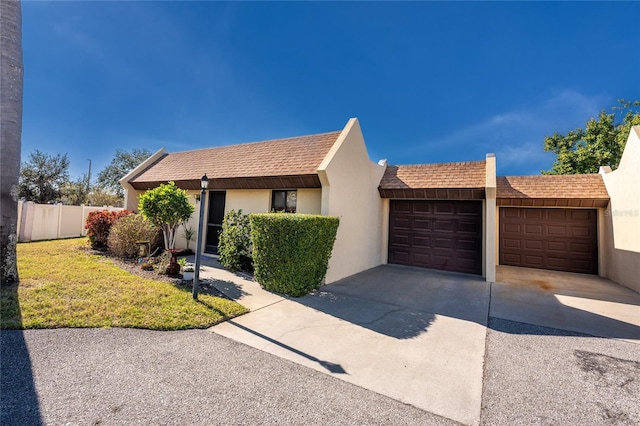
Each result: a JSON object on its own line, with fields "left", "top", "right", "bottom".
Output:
{"left": 97, "top": 148, "right": 152, "bottom": 198}
{"left": 0, "top": 0, "right": 23, "bottom": 285}
{"left": 543, "top": 100, "right": 640, "bottom": 175}
{"left": 19, "top": 150, "right": 70, "bottom": 203}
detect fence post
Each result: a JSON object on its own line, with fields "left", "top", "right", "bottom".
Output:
{"left": 56, "top": 203, "right": 63, "bottom": 239}
{"left": 17, "top": 200, "right": 23, "bottom": 238}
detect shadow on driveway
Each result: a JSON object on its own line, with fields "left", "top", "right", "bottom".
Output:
{"left": 0, "top": 284, "right": 42, "bottom": 426}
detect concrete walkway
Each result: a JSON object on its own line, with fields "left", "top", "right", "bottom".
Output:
{"left": 201, "top": 258, "right": 489, "bottom": 426}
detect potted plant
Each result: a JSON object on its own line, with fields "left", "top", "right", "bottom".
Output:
{"left": 181, "top": 260, "right": 195, "bottom": 282}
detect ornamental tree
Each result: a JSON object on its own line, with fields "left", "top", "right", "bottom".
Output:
{"left": 138, "top": 182, "right": 194, "bottom": 250}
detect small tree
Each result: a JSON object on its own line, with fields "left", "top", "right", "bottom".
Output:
{"left": 138, "top": 182, "right": 194, "bottom": 250}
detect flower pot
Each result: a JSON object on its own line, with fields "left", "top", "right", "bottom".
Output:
{"left": 182, "top": 271, "right": 194, "bottom": 281}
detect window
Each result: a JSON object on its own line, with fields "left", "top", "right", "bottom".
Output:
{"left": 272, "top": 190, "right": 297, "bottom": 213}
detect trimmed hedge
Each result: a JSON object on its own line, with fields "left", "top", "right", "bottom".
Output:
{"left": 249, "top": 213, "right": 339, "bottom": 297}
{"left": 218, "top": 209, "right": 253, "bottom": 272}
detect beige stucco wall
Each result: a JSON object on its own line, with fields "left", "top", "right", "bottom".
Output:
{"left": 318, "top": 118, "right": 387, "bottom": 284}
{"left": 297, "top": 189, "right": 322, "bottom": 214}
{"left": 484, "top": 154, "right": 497, "bottom": 282}
{"left": 599, "top": 126, "right": 640, "bottom": 293}
{"left": 225, "top": 189, "right": 271, "bottom": 214}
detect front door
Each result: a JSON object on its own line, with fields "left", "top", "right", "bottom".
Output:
{"left": 205, "top": 191, "right": 226, "bottom": 254}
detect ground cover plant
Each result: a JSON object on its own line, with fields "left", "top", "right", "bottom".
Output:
{"left": 0, "top": 238, "right": 247, "bottom": 330}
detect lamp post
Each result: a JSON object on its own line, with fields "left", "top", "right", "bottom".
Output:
{"left": 192, "top": 174, "right": 209, "bottom": 299}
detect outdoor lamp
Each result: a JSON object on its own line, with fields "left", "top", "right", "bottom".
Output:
{"left": 193, "top": 174, "right": 209, "bottom": 299}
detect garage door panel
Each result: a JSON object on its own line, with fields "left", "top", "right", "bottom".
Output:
{"left": 524, "top": 224, "right": 543, "bottom": 235}
{"left": 569, "top": 241, "right": 593, "bottom": 254}
{"left": 504, "top": 223, "right": 521, "bottom": 233}
{"left": 391, "top": 234, "right": 410, "bottom": 246}
{"left": 503, "top": 238, "right": 520, "bottom": 249}
{"left": 546, "top": 240, "right": 566, "bottom": 252}
{"left": 389, "top": 200, "right": 482, "bottom": 275}
{"left": 546, "top": 225, "right": 566, "bottom": 236}
{"left": 500, "top": 207, "right": 597, "bottom": 274}
{"left": 570, "top": 226, "right": 592, "bottom": 237}
{"left": 524, "top": 239, "right": 544, "bottom": 250}
{"left": 413, "top": 218, "right": 431, "bottom": 231}
{"left": 524, "top": 210, "right": 544, "bottom": 220}
{"left": 547, "top": 210, "right": 567, "bottom": 220}
{"left": 434, "top": 220, "right": 455, "bottom": 232}
{"left": 412, "top": 236, "right": 430, "bottom": 248}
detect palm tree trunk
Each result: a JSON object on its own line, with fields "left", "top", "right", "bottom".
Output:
{"left": 0, "top": 0, "right": 24, "bottom": 285}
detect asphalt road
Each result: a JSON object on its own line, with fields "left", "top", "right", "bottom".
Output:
{"left": 1, "top": 328, "right": 456, "bottom": 426}
{"left": 481, "top": 318, "right": 640, "bottom": 426}
{"left": 2, "top": 320, "right": 639, "bottom": 425}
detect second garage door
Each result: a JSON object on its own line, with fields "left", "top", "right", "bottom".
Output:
{"left": 389, "top": 200, "right": 483, "bottom": 275}
{"left": 499, "top": 208, "right": 598, "bottom": 274}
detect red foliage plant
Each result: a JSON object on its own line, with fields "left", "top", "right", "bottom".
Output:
{"left": 85, "top": 210, "right": 133, "bottom": 249}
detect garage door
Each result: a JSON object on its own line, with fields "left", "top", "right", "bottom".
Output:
{"left": 389, "top": 200, "right": 483, "bottom": 275}
{"left": 499, "top": 208, "right": 597, "bottom": 274}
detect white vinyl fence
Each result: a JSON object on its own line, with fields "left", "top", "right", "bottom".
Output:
{"left": 16, "top": 201, "right": 125, "bottom": 242}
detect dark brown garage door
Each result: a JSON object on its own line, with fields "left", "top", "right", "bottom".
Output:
{"left": 389, "top": 200, "right": 483, "bottom": 275}
{"left": 499, "top": 208, "right": 598, "bottom": 274}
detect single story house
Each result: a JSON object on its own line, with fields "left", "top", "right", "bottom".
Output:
{"left": 120, "top": 119, "right": 640, "bottom": 293}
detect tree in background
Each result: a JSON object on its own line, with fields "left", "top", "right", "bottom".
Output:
{"left": 97, "top": 148, "right": 152, "bottom": 198}
{"left": 0, "top": 0, "right": 24, "bottom": 285}
{"left": 61, "top": 174, "right": 90, "bottom": 205}
{"left": 138, "top": 182, "right": 194, "bottom": 250}
{"left": 543, "top": 100, "right": 640, "bottom": 174}
{"left": 88, "top": 186, "right": 123, "bottom": 207}
{"left": 19, "top": 150, "right": 70, "bottom": 203}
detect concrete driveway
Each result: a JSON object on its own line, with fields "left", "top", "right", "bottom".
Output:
{"left": 203, "top": 258, "right": 640, "bottom": 425}
{"left": 493, "top": 266, "right": 640, "bottom": 343}
{"left": 208, "top": 262, "right": 490, "bottom": 426}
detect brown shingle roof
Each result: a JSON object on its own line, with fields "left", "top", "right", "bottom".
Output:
{"left": 129, "top": 131, "right": 341, "bottom": 190}
{"left": 380, "top": 161, "right": 487, "bottom": 189}
{"left": 496, "top": 175, "right": 609, "bottom": 207}
{"left": 378, "top": 161, "right": 487, "bottom": 200}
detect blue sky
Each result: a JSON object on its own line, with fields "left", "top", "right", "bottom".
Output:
{"left": 21, "top": 1, "right": 640, "bottom": 180}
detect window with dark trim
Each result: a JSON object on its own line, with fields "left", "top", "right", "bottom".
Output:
{"left": 272, "top": 190, "right": 297, "bottom": 213}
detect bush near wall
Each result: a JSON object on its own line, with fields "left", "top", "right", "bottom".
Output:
{"left": 250, "top": 213, "right": 339, "bottom": 297}
{"left": 218, "top": 209, "right": 253, "bottom": 272}
{"left": 85, "top": 210, "right": 133, "bottom": 249}
{"left": 107, "top": 214, "right": 159, "bottom": 259}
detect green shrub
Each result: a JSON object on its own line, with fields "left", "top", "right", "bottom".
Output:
{"left": 250, "top": 213, "right": 339, "bottom": 297}
{"left": 218, "top": 209, "right": 253, "bottom": 272}
{"left": 107, "top": 214, "right": 159, "bottom": 259}
{"left": 85, "top": 209, "right": 133, "bottom": 249}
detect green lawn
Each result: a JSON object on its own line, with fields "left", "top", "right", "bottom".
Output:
{"left": 0, "top": 238, "right": 247, "bottom": 330}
